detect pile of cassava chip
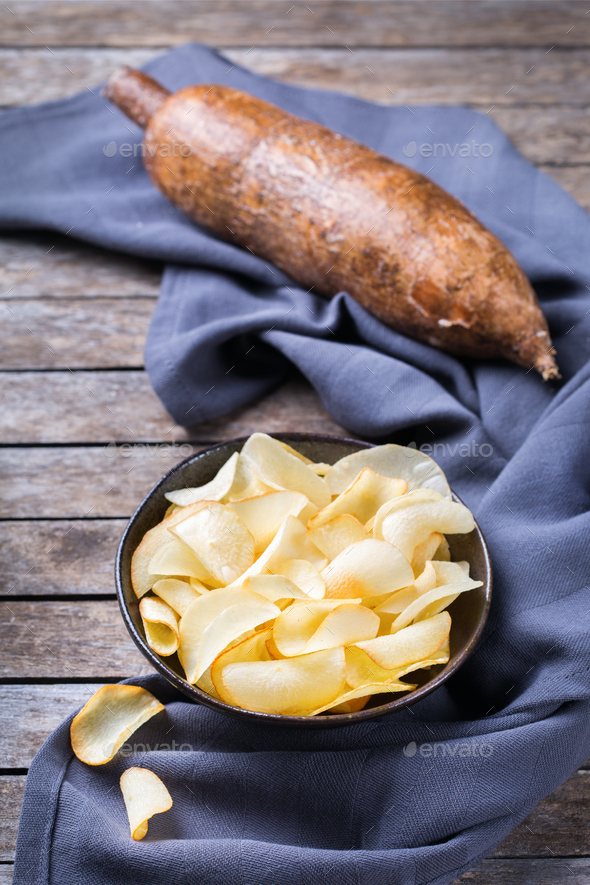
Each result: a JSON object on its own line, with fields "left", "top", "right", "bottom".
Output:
{"left": 131, "top": 434, "right": 481, "bottom": 716}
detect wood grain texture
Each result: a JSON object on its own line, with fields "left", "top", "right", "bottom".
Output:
{"left": 0, "top": 520, "right": 126, "bottom": 596}
{"left": 1, "top": 298, "right": 152, "bottom": 369}
{"left": 0, "top": 684, "right": 103, "bottom": 767}
{"left": 455, "top": 858, "right": 590, "bottom": 884}
{"left": 0, "top": 2, "right": 588, "bottom": 49}
{"left": 0, "top": 600, "right": 152, "bottom": 678}
{"left": 0, "top": 446, "right": 202, "bottom": 518}
{"left": 0, "top": 372, "right": 347, "bottom": 444}
{"left": 3, "top": 47, "right": 590, "bottom": 108}
{"left": 0, "top": 233, "right": 161, "bottom": 300}
{"left": 0, "top": 778, "right": 25, "bottom": 862}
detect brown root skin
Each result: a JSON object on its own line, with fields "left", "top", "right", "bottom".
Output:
{"left": 103, "top": 67, "right": 170, "bottom": 129}
{"left": 104, "top": 68, "right": 560, "bottom": 381}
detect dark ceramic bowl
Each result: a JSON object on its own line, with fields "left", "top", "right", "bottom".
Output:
{"left": 116, "top": 433, "right": 492, "bottom": 728}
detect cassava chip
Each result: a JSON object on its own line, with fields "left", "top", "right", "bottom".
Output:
{"left": 120, "top": 767, "right": 173, "bottom": 840}
{"left": 179, "top": 587, "right": 272, "bottom": 683}
{"left": 309, "top": 468, "right": 407, "bottom": 529}
{"left": 131, "top": 500, "right": 218, "bottom": 597}
{"left": 353, "top": 612, "right": 451, "bottom": 670}
{"left": 139, "top": 596, "right": 180, "bottom": 656}
{"left": 276, "top": 558, "right": 325, "bottom": 599}
{"left": 373, "top": 489, "right": 475, "bottom": 561}
{"left": 273, "top": 601, "right": 378, "bottom": 656}
{"left": 391, "top": 578, "right": 481, "bottom": 633}
{"left": 221, "top": 647, "right": 347, "bottom": 715}
{"left": 411, "top": 532, "right": 443, "bottom": 577}
{"left": 242, "top": 574, "right": 311, "bottom": 602}
{"left": 148, "top": 537, "right": 217, "bottom": 585}
{"left": 240, "top": 433, "right": 331, "bottom": 509}
{"left": 414, "top": 561, "right": 438, "bottom": 595}
{"left": 165, "top": 451, "right": 239, "bottom": 506}
{"left": 322, "top": 538, "right": 414, "bottom": 599}
{"left": 325, "top": 443, "right": 452, "bottom": 498}
{"left": 152, "top": 578, "right": 203, "bottom": 616}
{"left": 210, "top": 629, "right": 273, "bottom": 703}
{"left": 171, "top": 501, "right": 255, "bottom": 585}
{"left": 434, "top": 535, "right": 451, "bottom": 561}
{"left": 196, "top": 598, "right": 280, "bottom": 680}
{"left": 227, "top": 452, "right": 275, "bottom": 501}
{"left": 70, "top": 685, "right": 164, "bottom": 765}
{"left": 228, "top": 516, "right": 326, "bottom": 587}
{"left": 309, "top": 679, "right": 416, "bottom": 715}
{"left": 308, "top": 514, "right": 368, "bottom": 561}
{"left": 228, "top": 490, "right": 311, "bottom": 555}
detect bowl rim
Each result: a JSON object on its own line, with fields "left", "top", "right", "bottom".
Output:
{"left": 115, "top": 432, "right": 492, "bottom": 728}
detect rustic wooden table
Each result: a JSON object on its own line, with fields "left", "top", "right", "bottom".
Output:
{"left": 1, "top": 2, "right": 588, "bottom": 882}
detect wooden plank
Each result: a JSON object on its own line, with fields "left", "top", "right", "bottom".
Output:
{"left": 489, "top": 770, "right": 590, "bottom": 858}
{"left": 1, "top": 299, "right": 152, "bottom": 369}
{"left": 0, "top": 520, "right": 126, "bottom": 597}
{"left": 0, "top": 446, "right": 203, "bottom": 519}
{"left": 0, "top": 777, "right": 25, "bottom": 862}
{"left": 455, "top": 858, "right": 590, "bottom": 884}
{"left": 2, "top": 47, "right": 590, "bottom": 108}
{"left": 0, "top": 684, "right": 102, "bottom": 768}
{"left": 0, "top": 867, "right": 13, "bottom": 884}
{"left": 0, "top": 2, "right": 588, "bottom": 49}
{"left": 0, "top": 600, "right": 152, "bottom": 678}
{"left": 0, "top": 233, "right": 161, "bottom": 300}
{"left": 490, "top": 105, "right": 590, "bottom": 167}
{"left": 0, "top": 372, "right": 347, "bottom": 445}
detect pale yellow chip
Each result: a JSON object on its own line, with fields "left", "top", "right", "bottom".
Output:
{"left": 273, "top": 601, "right": 378, "bottom": 657}
{"left": 345, "top": 638, "right": 450, "bottom": 688}
{"left": 277, "top": 440, "right": 313, "bottom": 464}
{"left": 328, "top": 695, "right": 371, "bottom": 714}
{"left": 325, "top": 443, "right": 452, "bottom": 499}
{"left": 131, "top": 501, "right": 217, "bottom": 598}
{"left": 70, "top": 685, "right": 164, "bottom": 765}
{"left": 220, "top": 647, "right": 347, "bottom": 715}
{"left": 322, "top": 538, "right": 414, "bottom": 599}
{"left": 171, "top": 501, "right": 255, "bottom": 585}
{"left": 152, "top": 578, "right": 203, "bottom": 617}
{"left": 240, "top": 433, "right": 331, "bottom": 509}
{"left": 414, "top": 561, "right": 438, "bottom": 595}
{"left": 189, "top": 577, "right": 211, "bottom": 593}
{"left": 411, "top": 532, "right": 443, "bottom": 577}
{"left": 433, "top": 535, "right": 451, "bottom": 561}
{"left": 139, "top": 596, "right": 180, "bottom": 657}
{"left": 308, "top": 514, "right": 368, "bottom": 561}
{"left": 391, "top": 578, "right": 481, "bottom": 632}
{"left": 276, "top": 558, "right": 325, "bottom": 599}
{"left": 226, "top": 452, "right": 275, "bottom": 501}
{"left": 373, "top": 489, "right": 475, "bottom": 561}
{"left": 148, "top": 537, "right": 217, "bottom": 585}
{"left": 309, "top": 679, "right": 416, "bottom": 715}
{"left": 196, "top": 598, "right": 280, "bottom": 680}
{"left": 165, "top": 451, "right": 239, "bottom": 507}
{"left": 179, "top": 586, "right": 272, "bottom": 683}
{"left": 309, "top": 462, "right": 331, "bottom": 475}
{"left": 210, "top": 628, "right": 273, "bottom": 703}
{"left": 352, "top": 611, "right": 451, "bottom": 670}
{"left": 228, "top": 490, "right": 311, "bottom": 555}
{"left": 431, "top": 560, "right": 471, "bottom": 583}
{"left": 228, "top": 515, "right": 327, "bottom": 587}
{"left": 309, "top": 468, "right": 407, "bottom": 530}
{"left": 242, "top": 574, "right": 311, "bottom": 602}
{"left": 120, "top": 767, "right": 173, "bottom": 841}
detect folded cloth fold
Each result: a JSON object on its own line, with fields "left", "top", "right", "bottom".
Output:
{"left": 4, "top": 43, "right": 590, "bottom": 885}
